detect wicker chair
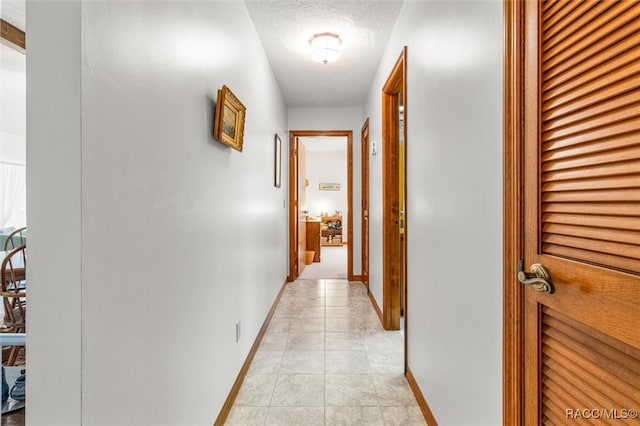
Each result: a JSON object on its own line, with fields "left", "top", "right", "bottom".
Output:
{"left": 3, "top": 227, "right": 26, "bottom": 251}
{"left": 1, "top": 244, "right": 26, "bottom": 366}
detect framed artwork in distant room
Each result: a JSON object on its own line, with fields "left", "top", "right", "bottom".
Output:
{"left": 213, "top": 85, "right": 246, "bottom": 152}
{"left": 274, "top": 134, "right": 282, "bottom": 188}
{"left": 319, "top": 183, "right": 340, "bottom": 191}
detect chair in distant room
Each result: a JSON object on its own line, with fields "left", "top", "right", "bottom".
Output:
{"left": 3, "top": 227, "right": 26, "bottom": 251}
{"left": 1, "top": 245, "right": 26, "bottom": 366}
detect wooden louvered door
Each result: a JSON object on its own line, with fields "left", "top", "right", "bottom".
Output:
{"left": 523, "top": 1, "right": 640, "bottom": 424}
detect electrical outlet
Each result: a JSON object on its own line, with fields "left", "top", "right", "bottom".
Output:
{"left": 235, "top": 321, "right": 241, "bottom": 342}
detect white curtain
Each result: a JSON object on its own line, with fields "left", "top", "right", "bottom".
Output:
{"left": 0, "top": 162, "right": 26, "bottom": 229}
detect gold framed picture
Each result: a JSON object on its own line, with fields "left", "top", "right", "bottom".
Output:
{"left": 213, "top": 85, "right": 246, "bottom": 152}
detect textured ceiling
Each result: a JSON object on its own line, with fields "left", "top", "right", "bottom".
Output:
{"left": 2, "top": 0, "right": 404, "bottom": 108}
{"left": 244, "top": 0, "right": 404, "bottom": 108}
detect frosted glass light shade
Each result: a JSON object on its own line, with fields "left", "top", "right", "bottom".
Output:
{"left": 309, "top": 33, "right": 342, "bottom": 64}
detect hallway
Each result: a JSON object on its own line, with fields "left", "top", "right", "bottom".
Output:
{"left": 226, "top": 279, "right": 425, "bottom": 425}
{"left": 21, "top": 0, "right": 505, "bottom": 423}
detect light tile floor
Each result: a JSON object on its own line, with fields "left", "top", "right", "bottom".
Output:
{"left": 226, "top": 279, "right": 427, "bottom": 426}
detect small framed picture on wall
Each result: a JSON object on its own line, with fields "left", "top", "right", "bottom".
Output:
{"left": 319, "top": 183, "right": 340, "bottom": 191}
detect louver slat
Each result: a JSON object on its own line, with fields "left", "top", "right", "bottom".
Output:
{"left": 541, "top": 1, "right": 640, "bottom": 274}
{"left": 544, "top": 202, "right": 639, "bottom": 216}
{"left": 542, "top": 0, "right": 599, "bottom": 40}
{"left": 543, "top": 145, "right": 640, "bottom": 171}
{"left": 542, "top": 175, "right": 640, "bottom": 192}
{"left": 544, "top": 160, "right": 640, "bottom": 182}
{"left": 543, "top": 0, "right": 565, "bottom": 17}
{"left": 543, "top": 73, "right": 640, "bottom": 120}
{"left": 543, "top": 2, "right": 640, "bottom": 81}
{"left": 542, "top": 0, "right": 614, "bottom": 51}
{"left": 542, "top": 234, "right": 640, "bottom": 264}
{"left": 543, "top": 189, "right": 640, "bottom": 203}
{"left": 543, "top": 131, "right": 640, "bottom": 160}
{"left": 541, "top": 308, "right": 640, "bottom": 423}
{"left": 542, "top": 213, "right": 640, "bottom": 231}
{"left": 543, "top": 223, "right": 640, "bottom": 246}
{"left": 543, "top": 39, "right": 640, "bottom": 101}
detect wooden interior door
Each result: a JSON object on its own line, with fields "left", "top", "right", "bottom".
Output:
{"left": 297, "top": 139, "right": 307, "bottom": 277}
{"left": 382, "top": 48, "right": 406, "bottom": 330}
{"left": 522, "top": 1, "right": 640, "bottom": 423}
{"left": 362, "top": 119, "right": 370, "bottom": 286}
{"left": 399, "top": 92, "right": 406, "bottom": 318}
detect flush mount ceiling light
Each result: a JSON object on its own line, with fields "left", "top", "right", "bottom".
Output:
{"left": 309, "top": 32, "right": 342, "bottom": 64}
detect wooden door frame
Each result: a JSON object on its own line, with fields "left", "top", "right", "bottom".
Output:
{"left": 503, "top": 1, "right": 525, "bottom": 424}
{"left": 288, "top": 130, "right": 354, "bottom": 281}
{"left": 381, "top": 47, "right": 406, "bottom": 331}
{"left": 361, "top": 118, "right": 370, "bottom": 289}
{"left": 288, "top": 136, "right": 298, "bottom": 281}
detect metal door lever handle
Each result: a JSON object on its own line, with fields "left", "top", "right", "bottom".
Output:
{"left": 517, "top": 260, "right": 554, "bottom": 294}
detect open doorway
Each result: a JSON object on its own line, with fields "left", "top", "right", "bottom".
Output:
{"left": 288, "top": 130, "right": 353, "bottom": 282}
{"left": 1, "top": 7, "right": 28, "bottom": 423}
{"left": 298, "top": 136, "right": 348, "bottom": 280}
{"left": 1, "top": 19, "right": 27, "bottom": 239}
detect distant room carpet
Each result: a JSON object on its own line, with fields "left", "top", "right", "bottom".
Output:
{"left": 299, "top": 245, "right": 347, "bottom": 280}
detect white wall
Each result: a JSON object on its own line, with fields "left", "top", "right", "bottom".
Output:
{"left": 1, "top": 44, "right": 25, "bottom": 165}
{"left": 288, "top": 107, "right": 363, "bottom": 273}
{"left": 26, "top": 2, "right": 83, "bottom": 425}
{"left": 363, "top": 1, "right": 503, "bottom": 424}
{"left": 1, "top": 43, "right": 27, "bottom": 228}
{"left": 27, "top": 1, "right": 288, "bottom": 425}
{"left": 304, "top": 147, "right": 348, "bottom": 242}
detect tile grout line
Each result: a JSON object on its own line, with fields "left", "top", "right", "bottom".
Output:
{"left": 264, "top": 288, "right": 282, "bottom": 426}
{"left": 323, "top": 278, "right": 327, "bottom": 426}
{"left": 230, "top": 278, "right": 422, "bottom": 425}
